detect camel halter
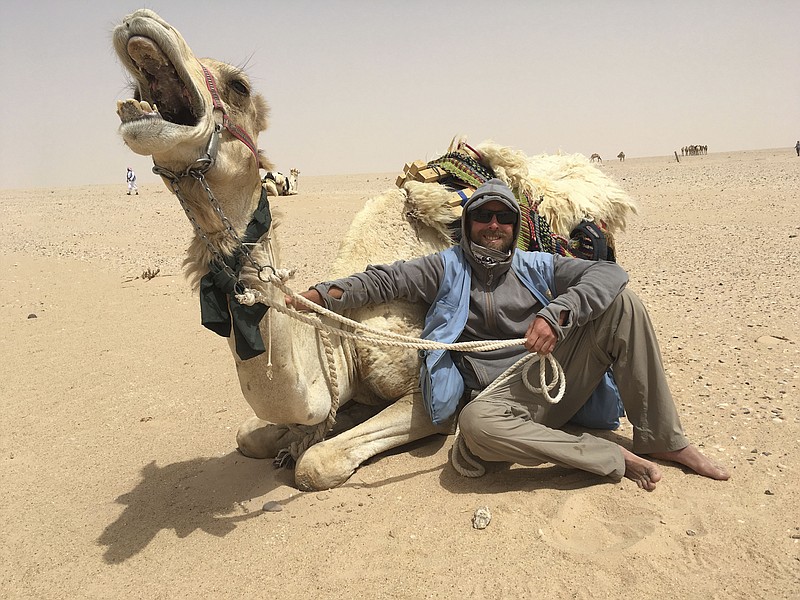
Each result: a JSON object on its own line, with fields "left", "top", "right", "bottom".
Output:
{"left": 201, "top": 65, "right": 259, "bottom": 162}
{"left": 151, "top": 63, "right": 258, "bottom": 181}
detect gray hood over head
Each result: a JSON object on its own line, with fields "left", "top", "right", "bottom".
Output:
{"left": 460, "top": 178, "right": 521, "bottom": 272}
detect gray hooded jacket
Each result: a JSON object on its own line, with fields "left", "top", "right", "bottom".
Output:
{"left": 315, "top": 178, "right": 628, "bottom": 391}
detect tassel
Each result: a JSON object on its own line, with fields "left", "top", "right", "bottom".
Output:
{"left": 265, "top": 309, "right": 273, "bottom": 380}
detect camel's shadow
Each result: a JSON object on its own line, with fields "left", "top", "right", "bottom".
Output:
{"left": 98, "top": 451, "right": 289, "bottom": 564}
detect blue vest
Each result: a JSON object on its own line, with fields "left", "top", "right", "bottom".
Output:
{"left": 419, "top": 246, "right": 623, "bottom": 428}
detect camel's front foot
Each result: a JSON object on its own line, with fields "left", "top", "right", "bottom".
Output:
{"left": 294, "top": 442, "right": 359, "bottom": 491}
{"left": 291, "top": 393, "right": 448, "bottom": 491}
{"left": 236, "top": 416, "right": 301, "bottom": 459}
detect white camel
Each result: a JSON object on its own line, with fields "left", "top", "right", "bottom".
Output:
{"left": 288, "top": 168, "right": 300, "bottom": 194}
{"left": 113, "top": 9, "right": 636, "bottom": 490}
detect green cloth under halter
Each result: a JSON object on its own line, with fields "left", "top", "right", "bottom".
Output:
{"left": 199, "top": 187, "right": 272, "bottom": 360}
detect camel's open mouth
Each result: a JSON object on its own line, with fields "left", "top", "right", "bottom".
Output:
{"left": 122, "top": 35, "right": 199, "bottom": 127}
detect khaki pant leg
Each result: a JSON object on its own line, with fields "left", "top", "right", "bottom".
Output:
{"left": 530, "top": 288, "right": 689, "bottom": 453}
{"left": 590, "top": 289, "right": 689, "bottom": 453}
{"left": 457, "top": 288, "right": 688, "bottom": 479}
{"left": 458, "top": 369, "right": 626, "bottom": 480}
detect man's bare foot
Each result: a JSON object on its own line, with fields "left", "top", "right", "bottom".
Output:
{"left": 620, "top": 447, "right": 662, "bottom": 491}
{"left": 648, "top": 445, "right": 730, "bottom": 481}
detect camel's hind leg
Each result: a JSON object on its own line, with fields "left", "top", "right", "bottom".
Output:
{"left": 294, "top": 393, "right": 449, "bottom": 491}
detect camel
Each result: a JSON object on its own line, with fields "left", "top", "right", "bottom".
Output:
{"left": 590, "top": 153, "right": 602, "bottom": 162}
{"left": 262, "top": 170, "right": 298, "bottom": 196}
{"left": 262, "top": 171, "right": 288, "bottom": 196}
{"left": 617, "top": 152, "right": 625, "bottom": 162}
{"left": 113, "top": 9, "right": 637, "bottom": 490}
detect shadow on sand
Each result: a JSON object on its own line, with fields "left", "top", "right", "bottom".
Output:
{"left": 98, "top": 451, "right": 292, "bottom": 563}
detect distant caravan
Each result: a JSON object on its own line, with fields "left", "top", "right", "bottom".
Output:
{"left": 681, "top": 145, "right": 707, "bottom": 156}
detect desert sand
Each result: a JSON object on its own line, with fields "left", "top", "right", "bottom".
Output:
{"left": 1, "top": 148, "right": 798, "bottom": 599}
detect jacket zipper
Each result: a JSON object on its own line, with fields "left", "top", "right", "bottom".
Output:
{"left": 484, "top": 268, "right": 496, "bottom": 331}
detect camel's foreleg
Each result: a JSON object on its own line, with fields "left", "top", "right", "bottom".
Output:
{"left": 236, "top": 416, "right": 306, "bottom": 459}
{"left": 294, "top": 393, "right": 448, "bottom": 491}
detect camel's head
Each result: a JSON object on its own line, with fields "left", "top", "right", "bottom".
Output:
{"left": 113, "top": 9, "right": 271, "bottom": 177}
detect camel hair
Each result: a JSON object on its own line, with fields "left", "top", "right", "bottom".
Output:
{"left": 113, "top": 9, "right": 637, "bottom": 491}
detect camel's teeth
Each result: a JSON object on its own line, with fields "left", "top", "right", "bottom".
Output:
{"left": 139, "top": 100, "right": 153, "bottom": 112}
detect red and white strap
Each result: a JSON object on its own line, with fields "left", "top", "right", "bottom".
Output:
{"left": 201, "top": 64, "right": 259, "bottom": 162}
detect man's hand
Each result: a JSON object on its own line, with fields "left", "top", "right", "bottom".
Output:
{"left": 524, "top": 316, "right": 558, "bottom": 355}
{"left": 285, "top": 289, "right": 324, "bottom": 312}
{"left": 285, "top": 286, "right": 343, "bottom": 312}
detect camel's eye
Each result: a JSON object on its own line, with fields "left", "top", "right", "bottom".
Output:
{"left": 230, "top": 79, "right": 249, "bottom": 96}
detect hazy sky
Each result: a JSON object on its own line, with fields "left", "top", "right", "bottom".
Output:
{"left": 1, "top": 0, "right": 798, "bottom": 189}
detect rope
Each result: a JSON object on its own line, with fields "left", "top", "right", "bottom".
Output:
{"left": 235, "top": 272, "right": 567, "bottom": 473}
{"left": 239, "top": 275, "right": 529, "bottom": 354}
{"left": 235, "top": 272, "right": 566, "bottom": 401}
{"left": 273, "top": 328, "right": 341, "bottom": 467}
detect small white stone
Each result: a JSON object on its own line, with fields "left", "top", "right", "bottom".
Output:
{"left": 472, "top": 506, "right": 492, "bottom": 530}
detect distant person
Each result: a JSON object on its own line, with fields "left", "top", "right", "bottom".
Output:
{"left": 795, "top": 141, "right": 800, "bottom": 157}
{"left": 126, "top": 167, "right": 138, "bottom": 195}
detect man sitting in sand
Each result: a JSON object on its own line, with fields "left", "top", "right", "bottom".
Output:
{"left": 287, "top": 179, "right": 730, "bottom": 491}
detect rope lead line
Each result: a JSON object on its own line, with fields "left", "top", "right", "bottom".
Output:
{"left": 235, "top": 273, "right": 567, "bottom": 406}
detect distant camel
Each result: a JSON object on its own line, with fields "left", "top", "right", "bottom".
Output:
{"left": 288, "top": 168, "right": 300, "bottom": 194}
{"left": 617, "top": 152, "right": 625, "bottom": 162}
{"left": 262, "top": 170, "right": 299, "bottom": 196}
{"left": 590, "top": 153, "right": 602, "bottom": 163}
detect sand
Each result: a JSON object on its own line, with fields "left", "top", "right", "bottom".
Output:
{"left": 1, "top": 148, "right": 798, "bottom": 599}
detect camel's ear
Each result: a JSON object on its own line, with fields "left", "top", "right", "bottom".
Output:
{"left": 258, "top": 150, "right": 274, "bottom": 173}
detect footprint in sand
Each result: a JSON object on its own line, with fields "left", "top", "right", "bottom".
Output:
{"left": 542, "top": 493, "right": 659, "bottom": 554}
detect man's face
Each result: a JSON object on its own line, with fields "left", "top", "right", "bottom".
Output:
{"left": 468, "top": 199, "right": 515, "bottom": 252}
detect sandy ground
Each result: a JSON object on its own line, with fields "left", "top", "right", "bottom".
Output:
{"left": 2, "top": 148, "right": 799, "bottom": 599}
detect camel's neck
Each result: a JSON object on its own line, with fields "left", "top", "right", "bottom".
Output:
{"left": 174, "top": 172, "right": 267, "bottom": 287}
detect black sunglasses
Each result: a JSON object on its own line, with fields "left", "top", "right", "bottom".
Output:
{"left": 471, "top": 208, "right": 516, "bottom": 225}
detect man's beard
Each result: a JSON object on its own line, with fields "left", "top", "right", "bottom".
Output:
{"left": 470, "top": 241, "right": 512, "bottom": 267}
{"left": 473, "top": 229, "right": 514, "bottom": 254}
